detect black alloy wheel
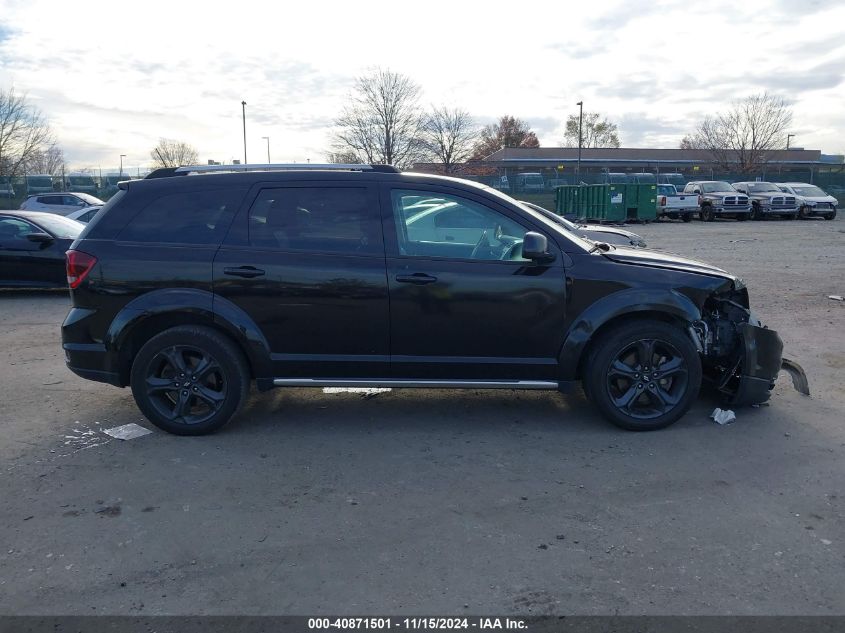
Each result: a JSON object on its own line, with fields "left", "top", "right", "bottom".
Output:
{"left": 585, "top": 321, "right": 702, "bottom": 431}
{"left": 130, "top": 326, "right": 249, "bottom": 435}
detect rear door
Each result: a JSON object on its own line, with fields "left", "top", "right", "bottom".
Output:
{"left": 213, "top": 182, "right": 389, "bottom": 378}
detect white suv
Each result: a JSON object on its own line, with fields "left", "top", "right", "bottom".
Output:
{"left": 775, "top": 183, "right": 837, "bottom": 220}
{"left": 19, "top": 192, "right": 104, "bottom": 215}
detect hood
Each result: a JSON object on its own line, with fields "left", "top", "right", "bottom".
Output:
{"left": 797, "top": 195, "right": 837, "bottom": 204}
{"left": 703, "top": 190, "right": 745, "bottom": 198}
{"left": 602, "top": 247, "right": 739, "bottom": 283}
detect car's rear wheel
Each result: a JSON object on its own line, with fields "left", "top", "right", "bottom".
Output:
{"left": 584, "top": 321, "right": 702, "bottom": 431}
{"left": 130, "top": 326, "right": 249, "bottom": 435}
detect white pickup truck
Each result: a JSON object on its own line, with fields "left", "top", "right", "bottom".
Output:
{"left": 656, "top": 184, "right": 699, "bottom": 222}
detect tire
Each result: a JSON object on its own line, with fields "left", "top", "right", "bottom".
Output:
{"left": 825, "top": 210, "right": 837, "bottom": 220}
{"left": 700, "top": 206, "right": 714, "bottom": 222}
{"left": 584, "top": 320, "right": 702, "bottom": 431}
{"left": 130, "top": 325, "right": 250, "bottom": 435}
{"left": 798, "top": 205, "right": 808, "bottom": 220}
{"left": 751, "top": 204, "right": 762, "bottom": 220}
{"left": 682, "top": 213, "right": 692, "bottom": 223}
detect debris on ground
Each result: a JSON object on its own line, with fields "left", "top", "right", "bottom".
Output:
{"left": 710, "top": 408, "right": 737, "bottom": 425}
{"left": 829, "top": 295, "right": 844, "bottom": 302}
{"left": 102, "top": 423, "right": 153, "bottom": 440}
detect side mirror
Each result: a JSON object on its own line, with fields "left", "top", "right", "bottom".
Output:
{"left": 26, "top": 232, "right": 54, "bottom": 244}
{"left": 522, "top": 231, "right": 553, "bottom": 262}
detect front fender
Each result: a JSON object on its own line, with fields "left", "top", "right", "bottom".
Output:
{"left": 104, "top": 288, "right": 273, "bottom": 386}
{"left": 557, "top": 288, "right": 702, "bottom": 381}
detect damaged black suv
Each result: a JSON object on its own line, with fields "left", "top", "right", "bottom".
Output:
{"left": 62, "top": 164, "right": 807, "bottom": 435}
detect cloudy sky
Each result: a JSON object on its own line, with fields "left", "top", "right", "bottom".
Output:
{"left": 1, "top": 0, "right": 843, "bottom": 172}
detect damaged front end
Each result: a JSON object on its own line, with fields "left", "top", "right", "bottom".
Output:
{"left": 689, "top": 286, "right": 809, "bottom": 406}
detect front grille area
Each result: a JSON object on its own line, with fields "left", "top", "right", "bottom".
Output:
{"left": 770, "top": 196, "right": 796, "bottom": 208}
{"left": 724, "top": 196, "right": 749, "bottom": 206}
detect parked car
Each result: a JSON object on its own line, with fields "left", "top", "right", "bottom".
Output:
{"left": 25, "top": 174, "right": 55, "bottom": 194}
{"left": 19, "top": 192, "right": 104, "bottom": 215}
{"left": 656, "top": 184, "right": 699, "bottom": 222}
{"left": 657, "top": 173, "right": 686, "bottom": 189}
{"left": 520, "top": 202, "right": 647, "bottom": 248}
{"left": 775, "top": 183, "right": 837, "bottom": 220}
{"left": 66, "top": 205, "right": 102, "bottom": 224}
{"left": 62, "top": 164, "right": 806, "bottom": 435}
{"left": 65, "top": 173, "right": 99, "bottom": 194}
{"left": 0, "top": 211, "right": 84, "bottom": 287}
{"left": 682, "top": 181, "right": 751, "bottom": 221}
{"left": 731, "top": 182, "right": 799, "bottom": 220}
{"left": 628, "top": 173, "right": 657, "bottom": 184}
{"left": 602, "top": 172, "right": 629, "bottom": 184}
{"left": 513, "top": 172, "right": 545, "bottom": 193}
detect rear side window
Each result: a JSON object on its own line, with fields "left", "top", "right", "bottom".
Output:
{"left": 248, "top": 187, "right": 381, "bottom": 255}
{"left": 118, "top": 189, "right": 244, "bottom": 245}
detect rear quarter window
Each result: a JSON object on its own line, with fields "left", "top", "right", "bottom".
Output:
{"left": 117, "top": 189, "right": 246, "bottom": 245}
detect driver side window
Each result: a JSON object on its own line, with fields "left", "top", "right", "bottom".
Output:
{"left": 391, "top": 189, "right": 529, "bottom": 261}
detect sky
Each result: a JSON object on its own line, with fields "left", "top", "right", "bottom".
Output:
{"left": 1, "top": 0, "right": 843, "bottom": 172}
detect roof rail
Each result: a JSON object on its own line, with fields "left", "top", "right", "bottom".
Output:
{"left": 171, "top": 163, "right": 399, "bottom": 175}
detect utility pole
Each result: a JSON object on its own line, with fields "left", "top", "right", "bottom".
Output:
{"left": 119, "top": 154, "right": 126, "bottom": 177}
{"left": 241, "top": 101, "right": 248, "bottom": 165}
{"left": 576, "top": 101, "right": 584, "bottom": 184}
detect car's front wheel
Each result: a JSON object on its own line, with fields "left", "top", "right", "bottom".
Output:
{"left": 825, "top": 210, "right": 837, "bottom": 220}
{"left": 584, "top": 321, "right": 702, "bottom": 431}
{"left": 130, "top": 326, "right": 250, "bottom": 435}
{"left": 700, "top": 206, "right": 714, "bottom": 222}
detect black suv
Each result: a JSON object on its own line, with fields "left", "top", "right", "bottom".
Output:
{"left": 62, "top": 164, "right": 806, "bottom": 435}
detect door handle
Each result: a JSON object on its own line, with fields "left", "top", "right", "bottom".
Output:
{"left": 223, "top": 266, "right": 265, "bottom": 278}
{"left": 395, "top": 273, "right": 437, "bottom": 285}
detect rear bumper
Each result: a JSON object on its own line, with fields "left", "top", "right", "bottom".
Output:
{"left": 62, "top": 307, "right": 125, "bottom": 387}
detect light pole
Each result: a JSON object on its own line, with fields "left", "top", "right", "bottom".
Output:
{"left": 576, "top": 101, "right": 583, "bottom": 184}
{"left": 787, "top": 134, "right": 795, "bottom": 150}
{"left": 241, "top": 101, "right": 247, "bottom": 164}
{"left": 262, "top": 136, "right": 270, "bottom": 164}
{"left": 119, "top": 154, "right": 126, "bottom": 177}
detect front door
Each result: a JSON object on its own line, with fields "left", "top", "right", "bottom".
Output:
{"left": 214, "top": 182, "right": 390, "bottom": 378}
{"left": 0, "top": 216, "right": 38, "bottom": 285}
{"left": 382, "top": 186, "right": 568, "bottom": 380}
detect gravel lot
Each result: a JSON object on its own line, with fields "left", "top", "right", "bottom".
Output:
{"left": 1, "top": 216, "right": 843, "bottom": 615}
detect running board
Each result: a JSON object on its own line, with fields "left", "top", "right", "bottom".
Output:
{"left": 272, "top": 378, "right": 560, "bottom": 390}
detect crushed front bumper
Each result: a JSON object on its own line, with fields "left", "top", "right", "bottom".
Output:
{"left": 724, "top": 323, "right": 809, "bottom": 406}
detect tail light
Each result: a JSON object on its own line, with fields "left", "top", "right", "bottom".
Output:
{"left": 66, "top": 250, "right": 97, "bottom": 289}
{"left": 659, "top": 196, "right": 667, "bottom": 206}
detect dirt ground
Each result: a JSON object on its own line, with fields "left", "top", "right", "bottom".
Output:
{"left": 0, "top": 215, "right": 843, "bottom": 615}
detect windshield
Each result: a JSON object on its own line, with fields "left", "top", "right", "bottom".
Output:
{"left": 746, "top": 183, "right": 781, "bottom": 193}
{"left": 76, "top": 192, "right": 105, "bottom": 205}
{"left": 471, "top": 184, "right": 594, "bottom": 252}
{"left": 33, "top": 214, "right": 84, "bottom": 239}
{"left": 702, "top": 182, "right": 735, "bottom": 193}
{"left": 791, "top": 186, "right": 827, "bottom": 197}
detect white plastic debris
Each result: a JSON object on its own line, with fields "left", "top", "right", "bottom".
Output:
{"left": 710, "top": 408, "right": 736, "bottom": 425}
{"left": 103, "top": 423, "right": 153, "bottom": 440}
{"left": 829, "top": 295, "right": 844, "bottom": 302}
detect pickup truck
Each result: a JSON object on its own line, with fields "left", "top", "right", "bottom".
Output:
{"left": 683, "top": 181, "right": 751, "bottom": 221}
{"left": 731, "top": 182, "right": 799, "bottom": 220}
{"left": 656, "top": 184, "right": 699, "bottom": 222}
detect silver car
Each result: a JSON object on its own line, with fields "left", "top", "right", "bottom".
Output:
{"left": 520, "top": 202, "right": 647, "bottom": 248}
{"left": 19, "top": 192, "right": 104, "bottom": 216}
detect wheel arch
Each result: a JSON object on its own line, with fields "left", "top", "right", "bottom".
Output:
{"left": 104, "top": 289, "right": 273, "bottom": 388}
{"left": 558, "top": 289, "right": 702, "bottom": 381}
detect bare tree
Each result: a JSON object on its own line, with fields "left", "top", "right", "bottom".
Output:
{"left": 469, "top": 115, "right": 540, "bottom": 160}
{"left": 25, "top": 144, "right": 65, "bottom": 176}
{"left": 421, "top": 107, "right": 477, "bottom": 173}
{"left": 326, "top": 149, "right": 362, "bottom": 164}
{"left": 563, "top": 112, "right": 621, "bottom": 148}
{"left": 332, "top": 68, "right": 424, "bottom": 168}
{"left": 686, "top": 93, "right": 793, "bottom": 174}
{"left": 150, "top": 138, "right": 198, "bottom": 168}
{"left": 0, "top": 87, "right": 55, "bottom": 180}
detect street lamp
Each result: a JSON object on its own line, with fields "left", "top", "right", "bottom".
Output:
{"left": 119, "top": 154, "right": 126, "bottom": 177}
{"left": 262, "top": 136, "right": 271, "bottom": 164}
{"left": 241, "top": 101, "right": 247, "bottom": 165}
{"left": 787, "top": 134, "right": 795, "bottom": 150}
{"left": 576, "top": 101, "right": 583, "bottom": 184}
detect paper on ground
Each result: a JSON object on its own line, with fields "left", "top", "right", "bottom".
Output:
{"left": 103, "top": 423, "right": 153, "bottom": 440}
{"left": 710, "top": 408, "right": 736, "bottom": 425}
{"left": 322, "top": 387, "right": 392, "bottom": 395}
